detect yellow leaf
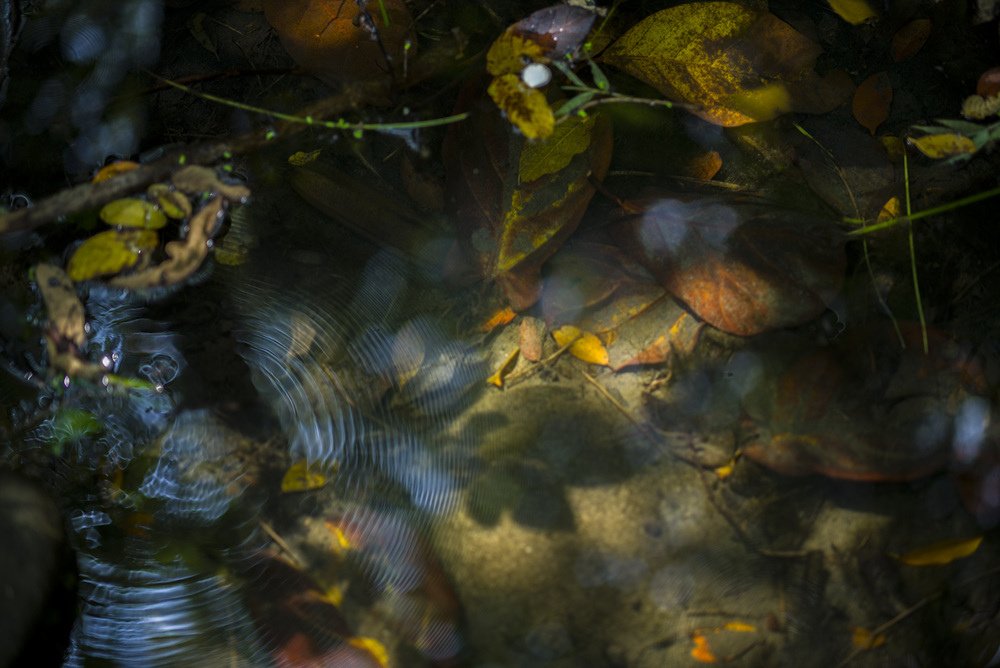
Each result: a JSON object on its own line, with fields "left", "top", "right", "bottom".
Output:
{"left": 486, "top": 31, "right": 547, "bottom": 77}
{"left": 827, "top": 0, "right": 878, "bottom": 25}
{"left": 100, "top": 198, "right": 168, "bottom": 230}
{"left": 281, "top": 460, "right": 327, "bottom": 493}
{"left": 288, "top": 149, "right": 322, "bottom": 166}
{"left": 896, "top": 535, "right": 983, "bottom": 566}
{"left": 147, "top": 183, "right": 192, "bottom": 220}
{"left": 487, "top": 348, "right": 519, "bottom": 387}
{"left": 714, "top": 462, "right": 735, "bottom": 480}
{"left": 723, "top": 621, "right": 756, "bottom": 632}
{"left": 479, "top": 306, "right": 517, "bottom": 333}
{"left": 552, "top": 325, "right": 609, "bottom": 366}
{"left": 488, "top": 74, "right": 555, "bottom": 140}
{"left": 601, "top": 3, "right": 837, "bottom": 127}
{"left": 347, "top": 637, "right": 390, "bottom": 668}
{"left": 690, "top": 633, "right": 717, "bottom": 663}
{"left": 66, "top": 229, "right": 158, "bottom": 282}
{"left": 877, "top": 196, "right": 900, "bottom": 223}
{"left": 909, "top": 133, "right": 977, "bottom": 159}
{"left": 852, "top": 626, "right": 887, "bottom": 649}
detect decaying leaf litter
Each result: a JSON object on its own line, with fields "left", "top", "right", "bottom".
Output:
{"left": 2, "top": 0, "right": 1000, "bottom": 666}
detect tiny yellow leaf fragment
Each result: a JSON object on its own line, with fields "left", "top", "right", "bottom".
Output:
{"left": 288, "top": 149, "right": 322, "bottom": 166}
{"left": 852, "top": 626, "right": 887, "bottom": 649}
{"left": 552, "top": 325, "right": 609, "bottom": 366}
{"left": 323, "top": 520, "right": 355, "bottom": 552}
{"left": 479, "top": 306, "right": 517, "bottom": 333}
{"left": 281, "top": 460, "right": 327, "bottom": 493}
{"left": 100, "top": 198, "right": 168, "bottom": 230}
{"left": 323, "top": 585, "right": 344, "bottom": 607}
{"left": 92, "top": 161, "right": 140, "bottom": 183}
{"left": 723, "top": 621, "right": 756, "bottom": 633}
{"left": 690, "top": 633, "right": 717, "bottom": 663}
{"left": 909, "top": 133, "right": 977, "bottom": 159}
{"left": 147, "top": 183, "right": 192, "bottom": 220}
{"left": 896, "top": 535, "right": 983, "bottom": 566}
{"left": 347, "top": 637, "right": 390, "bottom": 668}
{"left": 487, "top": 348, "right": 519, "bottom": 388}
{"left": 714, "top": 462, "right": 735, "bottom": 480}
{"left": 827, "top": 0, "right": 878, "bottom": 24}
{"left": 877, "top": 196, "right": 901, "bottom": 223}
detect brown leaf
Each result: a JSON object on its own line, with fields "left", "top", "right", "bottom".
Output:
{"left": 619, "top": 196, "right": 845, "bottom": 336}
{"left": 852, "top": 71, "right": 892, "bottom": 135}
{"left": 891, "top": 18, "right": 932, "bottom": 62}
{"left": 263, "top": 0, "right": 413, "bottom": 85}
{"left": 519, "top": 316, "right": 545, "bottom": 362}
{"left": 977, "top": 66, "right": 1000, "bottom": 98}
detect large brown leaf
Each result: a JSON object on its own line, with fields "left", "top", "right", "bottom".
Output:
{"left": 619, "top": 196, "right": 846, "bottom": 336}
{"left": 601, "top": 2, "right": 852, "bottom": 127}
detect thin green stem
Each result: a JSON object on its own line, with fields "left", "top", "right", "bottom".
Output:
{"left": 903, "top": 149, "right": 929, "bottom": 353}
{"left": 845, "top": 185, "right": 1000, "bottom": 233}
{"left": 150, "top": 73, "right": 468, "bottom": 132}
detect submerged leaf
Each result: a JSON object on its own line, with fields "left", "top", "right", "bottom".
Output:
{"left": 35, "top": 263, "right": 85, "bottom": 348}
{"left": 891, "top": 18, "right": 932, "bottom": 62}
{"left": 852, "top": 71, "right": 892, "bottom": 135}
{"left": 827, "top": 0, "right": 878, "bottom": 25}
{"left": 67, "top": 229, "right": 158, "bottom": 281}
{"left": 896, "top": 535, "right": 983, "bottom": 566}
{"left": 281, "top": 460, "right": 328, "bottom": 492}
{"left": 619, "top": 197, "right": 845, "bottom": 336}
{"left": 852, "top": 627, "right": 887, "bottom": 650}
{"left": 602, "top": 2, "right": 848, "bottom": 126}
{"left": 487, "top": 73, "right": 555, "bottom": 140}
{"left": 552, "top": 325, "right": 609, "bottom": 365}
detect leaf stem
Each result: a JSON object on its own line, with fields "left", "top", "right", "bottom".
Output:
{"left": 902, "top": 148, "right": 929, "bottom": 353}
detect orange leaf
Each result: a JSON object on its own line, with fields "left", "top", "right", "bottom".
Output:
{"left": 852, "top": 71, "right": 892, "bottom": 135}
{"left": 687, "top": 151, "right": 723, "bottom": 181}
{"left": 92, "top": 161, "right": 140, "bottom": 183}
{"left": 263, "top": 0, "right": 413, "bottom": 84}
{"left": 891, "top": 18, "right": 932, "bottom": 62}
{"left": 690, "top": 633, "right": 717, "bottom": 663}
{"left": 480, "top": 306, "right": 517, "bottom": 333}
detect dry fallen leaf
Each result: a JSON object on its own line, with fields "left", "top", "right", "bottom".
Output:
{"left": 92, "top": 160, "right": 139, "bottom": 183}
{"left": 852, "top": 71, "right": 893, "bottom": 135}
{"left": 896, "top": 535, "right": 984, "bottom": 566}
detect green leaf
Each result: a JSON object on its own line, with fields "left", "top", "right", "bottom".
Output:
{"left": 67, "top": 229, "right": 158, "bottom": 281}
{"left": 589, "top": 59, "right": 610, "bottom": 91}
{"left": 556, "top": 91, "right": 597, "bottom": 116}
